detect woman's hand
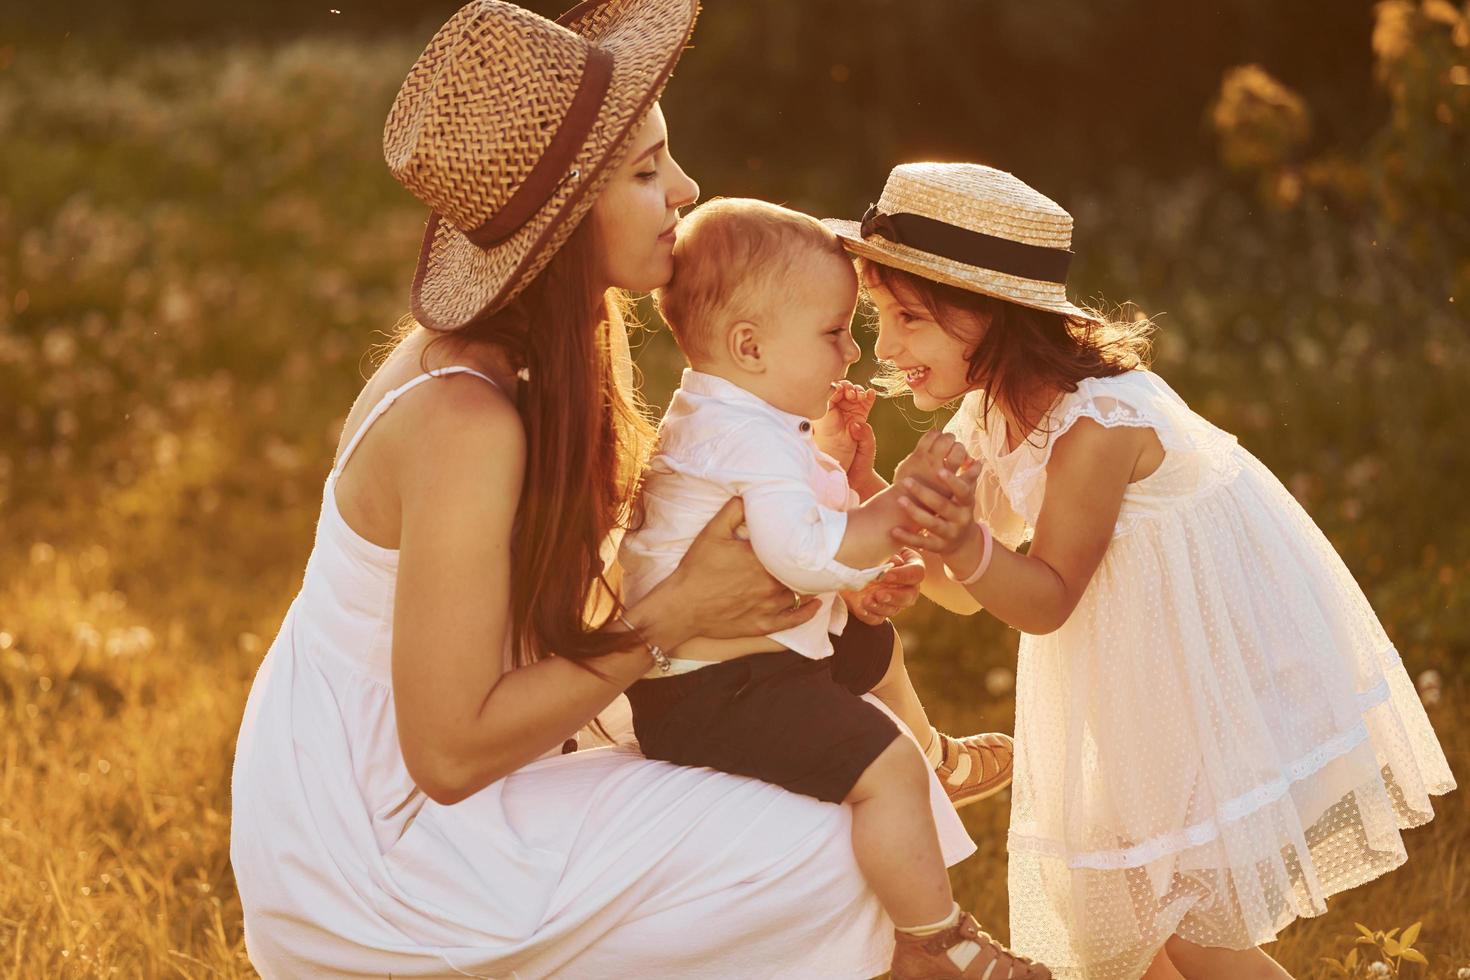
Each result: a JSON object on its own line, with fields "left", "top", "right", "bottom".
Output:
{"left": 841, "top": 548, "right": 925, "bottom": 624}
{"left": 657, "top": 496, "right": 822, "bottom": 643}
{"left": 891, "top": 462, "right": 984, "bottom": 561}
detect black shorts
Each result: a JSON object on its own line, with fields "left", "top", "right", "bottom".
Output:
{"left": 625, "top": 618, "right": 900, "bottom": 804}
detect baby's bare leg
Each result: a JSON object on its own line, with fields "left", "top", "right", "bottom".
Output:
{"left": 867, "top": 631, "right": 933, "bottom": 744}
{"left": 844, "top": 735, "right": 952, "bottom": 927}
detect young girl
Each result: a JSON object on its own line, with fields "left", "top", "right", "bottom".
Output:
{"left": 824, "top": 163, "right": 1455, "bottom": 980}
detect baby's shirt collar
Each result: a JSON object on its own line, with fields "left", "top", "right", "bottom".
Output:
{"left": 679, "top": 368, "right": 815, "bottom": 439}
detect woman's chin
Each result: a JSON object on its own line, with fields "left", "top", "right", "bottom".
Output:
{"left": 615, "top": 257, "right": 674, "bottom": 294}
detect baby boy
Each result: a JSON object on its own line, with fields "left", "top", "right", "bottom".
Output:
{"left": 619, "top": 199, "right": 1010, "bottom": 960}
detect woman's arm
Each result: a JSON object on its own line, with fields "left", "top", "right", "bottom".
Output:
{"left": 894, "top": 419, "right": 1144, "bottom": 634}
{"left": 391, "top": 386, "right": 819, "bottom": 804}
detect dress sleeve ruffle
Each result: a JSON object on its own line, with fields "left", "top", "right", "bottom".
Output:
{"left": 943, "top": 392, "right": 1030, "bottom": 549}
{"left": 985, "top": 372, "right": 1246, "bottom": 537}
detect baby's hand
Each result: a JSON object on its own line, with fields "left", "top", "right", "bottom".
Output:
{"left": 840, "top": 548, "right": 925, "bottom": 624}
{"left": 812, "top": 381, "right": 877, "bottom": 472}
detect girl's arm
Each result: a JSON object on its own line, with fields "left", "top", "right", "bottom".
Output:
{"left": 917, "top": 549, "right": 983, "bottom": 615}
{"left": 894, "top": 419, "right": 1146, "bottom": 635}
{"left": 392, "top": 387, "right": 821, "bottom": 805}
{"left": 834, "top": 428, "right": 976, "bottom": 569}
{"left": 847, "top": 425, "right": 980, "bottom": 613}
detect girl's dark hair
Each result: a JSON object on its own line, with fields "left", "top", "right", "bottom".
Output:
{"left": 421, "top": 216, "right": 656, "bottom": 667}
{"left": 860, "top": 260, "right": 1154, "bottom": 440}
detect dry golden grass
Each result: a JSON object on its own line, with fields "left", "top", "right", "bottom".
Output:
{"left": 1, "top": 500, "right": 1465, "bottom": 977}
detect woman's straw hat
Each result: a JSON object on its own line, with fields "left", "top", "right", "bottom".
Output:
{"left": 826, "top": 163, "right": 1091, "bottom": 321}
{"left": 384, "top": 0, "right": 699, "bottom": 331}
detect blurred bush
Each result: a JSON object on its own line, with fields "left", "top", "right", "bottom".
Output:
{"left": 1211, "top": 0, "right": 1470, "bottom": 278}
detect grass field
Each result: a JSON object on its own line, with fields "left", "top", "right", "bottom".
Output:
{"left": 1, "top": 19, "right": 1467, "bottom": 979}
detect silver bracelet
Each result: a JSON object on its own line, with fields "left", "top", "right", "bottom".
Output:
{"left": 616, "top": 611, "right": 670, "bottom": 674}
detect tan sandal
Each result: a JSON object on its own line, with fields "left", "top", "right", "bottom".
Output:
{"left": 891, "top": 910, "right": 1051, "bottom": 980}
{"left": 933, "top": 731, "right": 1014, "bottom": 809}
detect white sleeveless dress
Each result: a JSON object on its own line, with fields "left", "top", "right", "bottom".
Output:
{"left": 943, "top": 370, "right": 1454, "bottom": 980}
{"left": 230, "top": 367, "right": 975, "bottom": 979}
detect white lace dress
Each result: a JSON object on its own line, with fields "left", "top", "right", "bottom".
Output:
{"left": 943, "top": 370, "right": 1454, "bottom": 980}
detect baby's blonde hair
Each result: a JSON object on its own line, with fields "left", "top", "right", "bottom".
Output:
{"left": 655, "top": 197, "right": 846, "bottom": 362}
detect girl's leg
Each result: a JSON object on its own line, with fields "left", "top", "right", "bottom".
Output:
{"left": 1163, "top": 936, "right": 1294, "bottom": 980}
{"left": 867, "top": 632, "right": 934, "bottom": 741}
{"left": 844, "top": 735, "right": 951, "bottom": 927}
{"left": 1140, "top": 946, "right": 1187, "bottom": 980}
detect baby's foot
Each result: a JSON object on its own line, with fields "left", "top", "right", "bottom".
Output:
{"left": 892, "top": 908, "right": 1051, "bottom": 979}
{"left": 926, "top": 730, "right": 1014, "bottom": 809}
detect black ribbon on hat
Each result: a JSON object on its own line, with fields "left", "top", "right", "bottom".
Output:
{"left": 859, "top": 204, "right": 1073, "bottom": 285}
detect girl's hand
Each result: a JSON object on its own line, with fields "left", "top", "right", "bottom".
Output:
{"left": 891, "top": 462, "right": 983, "bottom": 558}
{"left": 665, "top": 495, "right": 822, "bottom": 640}
{"left": 840, "top": 548, "right": 925, "bottom": 624}
{"left": 891, "top": 430, "right": 972, "bottom": 494}
{"left": 812, "top": 381, "right": 877, "bottom": 473}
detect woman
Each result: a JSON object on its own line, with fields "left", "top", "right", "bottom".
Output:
{"left": 229, "top": 2, "right": 973, "bottom": 977}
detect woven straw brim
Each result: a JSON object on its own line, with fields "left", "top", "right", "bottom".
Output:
{"left": 411, "top": 0, "right": 698, "bottom": 331}
{"left": 826, "top": 218, "right": 1093, "bottom": 322}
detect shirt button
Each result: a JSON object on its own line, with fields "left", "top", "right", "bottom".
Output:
{"left": 799, "top": 421, "right": 812, "bottom": 433}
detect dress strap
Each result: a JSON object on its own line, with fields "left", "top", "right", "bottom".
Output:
{"left": 331, "top": 366, "right": 502, "bottom": 478}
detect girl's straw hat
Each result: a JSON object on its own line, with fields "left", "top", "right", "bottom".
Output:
{"left": 826, "top": 163, "right": 1091, "bottom": 321}
{"left": 384, "top": 0, "right": 698, "bottom": 331}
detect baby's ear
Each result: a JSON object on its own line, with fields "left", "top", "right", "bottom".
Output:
{"left": 727, "top": 321, "right": 764, "bottom": 372}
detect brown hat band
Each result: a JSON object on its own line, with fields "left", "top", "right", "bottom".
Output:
{"left": 860, "top": 203, "right": 1074, "bottom": 285}
{"left": 464, "top": 44, "right": 615, "bottom": 249}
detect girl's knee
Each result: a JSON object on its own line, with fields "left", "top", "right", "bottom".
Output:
{"left": 1163, "top": 936, "right": 1292, "bottom": 980}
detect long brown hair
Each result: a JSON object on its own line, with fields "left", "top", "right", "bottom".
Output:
{"left": 860, "top": 260, "right": 1154, "bottom": 442}
{"left": 423, "top": 217, "right": 656, "bottom": 667}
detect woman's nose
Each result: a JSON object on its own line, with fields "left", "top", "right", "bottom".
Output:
{"left": 668, "top": 159, "right": 699, "bottom": 210}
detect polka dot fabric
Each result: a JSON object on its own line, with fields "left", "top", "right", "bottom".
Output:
{"left": 943, "top": 370, "right": 1455, "bottom": 979}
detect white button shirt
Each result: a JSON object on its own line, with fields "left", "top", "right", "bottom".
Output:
{"left": 621, "top": 370, "right": 889, "bottom": 661}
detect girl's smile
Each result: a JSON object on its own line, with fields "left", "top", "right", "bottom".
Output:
{"left": 867, "top": 281, "right": 981, "bottom": 411}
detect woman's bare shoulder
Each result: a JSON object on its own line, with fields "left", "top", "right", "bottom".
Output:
{"left": 343, "top": 343, "right": 525, "bottom": 517}
{"left": 395, "top": 375, "right": 524, "bottom": 477}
